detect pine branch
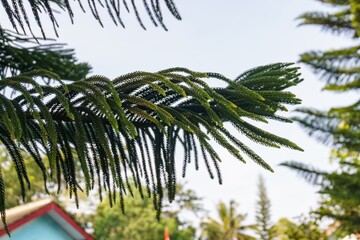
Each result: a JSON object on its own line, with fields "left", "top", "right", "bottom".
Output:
{"left": 0, "top": 63, "right": 303, "bottom": 230}
{"left": 293, "top": 107, "right": 360, "bottom": 150}
{"left": 0, "top": 29, "right": 91, "bottom": 80}
{"left": 299, "top": 45, "right": 360, "bottom": 84}
{"left": 315, "top": 0, "right": 349, "bottom": 6}
{"left": 297, "top": 9, "right": 354, "bottom": 36}
{"left": 0, "top": 0, "right": 181, "bottom": 38}
{"left": 280, "top": 161, "right": 328, "bottom": 185}
{"left": 324, "top": 79, "right": 360, "bottom": 91}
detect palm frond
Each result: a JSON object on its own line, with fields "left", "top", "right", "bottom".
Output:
{"left": 0, "top": 63, "right": 302, "bottom": 229}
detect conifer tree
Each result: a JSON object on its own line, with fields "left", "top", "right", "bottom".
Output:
{"left": 255, "top": 175, "right": 273, "bottom": 240}
{"left": 283, "top": 0, "right": 360, "bottom": 236}
{"left": 293, "top": 0, "right": 359, "bottom": 152}
{"left": 0, "top": 0, "right": 304, "bottom": 233}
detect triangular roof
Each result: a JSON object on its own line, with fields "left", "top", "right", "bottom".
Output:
{"left": 0, "top": 199, "right": 93, "bottom": 239}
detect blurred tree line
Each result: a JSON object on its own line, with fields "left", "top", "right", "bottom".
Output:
{"left": 0, "top": 149, "right": 328, "bottom": 239}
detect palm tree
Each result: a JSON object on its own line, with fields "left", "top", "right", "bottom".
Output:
{"left": 1, "top": 0, "right": 303, "bottom": 233}
{"left": 201, "top": 200, "right": 256, "bottom": 240}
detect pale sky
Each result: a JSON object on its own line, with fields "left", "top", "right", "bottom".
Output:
{"left": 1, "top": 0, "right": 358, "bottom": 227}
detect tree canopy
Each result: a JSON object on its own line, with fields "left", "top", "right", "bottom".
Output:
{"left": 92, "top": 184, "right": 199, "bottom": 240}
{"left": 270, "top": 217, "right": 326, "bottom": 240}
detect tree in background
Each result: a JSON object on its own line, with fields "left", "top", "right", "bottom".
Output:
{"left": 200, "top": 200, "right": 256, "bottom": 240}
{"left": 0, "top": 148, "right": 54, "bottom": 208}
{"left": 255, "top": 175, "right": 273, "bottom": 240}
{"left": 270, "top": 217, "right": 327, "bottom": 240}
{"left": 0, "top": 148, "right": 96, "bottom": 226}
{"left": 0, "top": 0, "right": 304, "bottom": 232}
{"left": 282, "top": 0, "right": 360, "bottom": 237}
{"left": 92, "top": 184, "right": 201, "bottom": 240}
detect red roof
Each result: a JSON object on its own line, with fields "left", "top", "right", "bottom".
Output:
{"left": 0, "top": 199, "right": 93, "bottom": 239}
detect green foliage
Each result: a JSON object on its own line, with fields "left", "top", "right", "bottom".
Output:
{"left": 0, "top": 0, "right": 305, "bottom": 235}
{"left": 285, "top": 0, "right": 360, "bottom": 235}
{"left": 299, "top": 45, "right": 360, "bottom": 84}
{"left": 92, "top": 185, "right": 199, "bottom": 240}
{"left": 280, "top": 161, "right": 326, "bottom": 185}
{"left": 284, "top": 150, "right": 360, "bottom": 236}
{"left": 270, "top": 217, "right": 327, "bottom": 240}
{"left": 0, "top": 29, "right": 91, "bottom": 80}
{"left": 255, "top": 175, "right": 273, "bottom": 240}
{"left": 350, "top": 0, "right": 360, "bottom": 36}
{"left": 200, "top": 200, "right": 257, "bottom": 240}
{"left": 297, "top": 9, "right": 354, "bottom": 36}
{"left": 162, "top": 183, "right": 204, "bottom": 218}
{"left": 293, "top": 107, "right": 360, "bottom": 151}
{"left": 0, "top": 64, "right": 302, "bottom": 232}
{"left": 297, "top": 0, "right": 354, "bottom": 36}
{"left": 0, "top": 0, "right": 181, "bottom": 37}
{"left": 315, "top": 0, "right": 349, "bottom": 6}
{"left": 0, "top": 147, "right": 91, "bottom": 210}
{"left": 0, "top": 149, "right": 53, "bottom": 208}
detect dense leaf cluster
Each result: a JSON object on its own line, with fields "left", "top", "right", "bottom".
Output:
{"left": 0, "top": 64, "right": 302, "bottom": 232}
{"left": 0, "top": 0, "right": 306, "bottom": 236}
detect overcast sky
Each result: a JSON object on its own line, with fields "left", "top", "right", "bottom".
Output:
{"left": 1, "top": 0, "right": 358, "bottom": 226}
